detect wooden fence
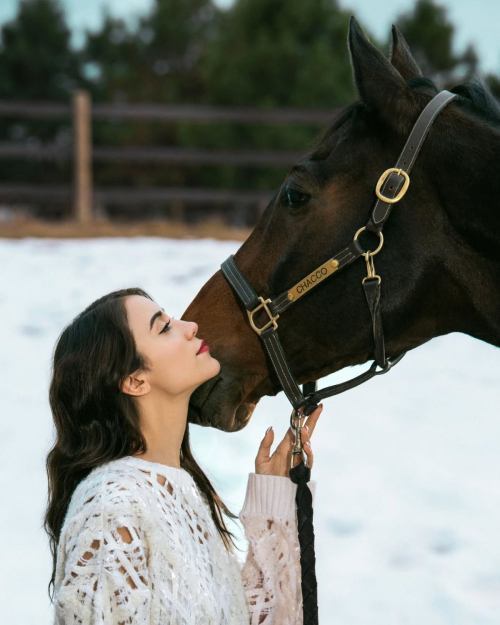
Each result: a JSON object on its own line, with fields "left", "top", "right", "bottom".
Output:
{"left": 0, "top": 92, "right": 336, "bottom": 224}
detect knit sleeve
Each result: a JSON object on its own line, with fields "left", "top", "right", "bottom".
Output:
{"left": 238, "top": 472, "right": 317, "bottom": 625}
{"left": 54, "top": 482, "right": 151, "bottom": 625}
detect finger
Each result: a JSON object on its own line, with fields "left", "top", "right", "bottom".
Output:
{"left": 303, "top": 403, "right": 323, "bottom": 437}
{"left": 300, "top": 426, "right": 314, "bottom": 453}
{"left": 303, "top": 439, "right": 313, "bottom": 468}
{"left": 301, "top": 426, "right": 310, "bottom": 444}
{"left": 282, "top": 403, "right": 323, "bottom": 451}
{"left": 299, "top": 403, "right": 323, "bottom": 419}
{"left": 277, "top": 427, "right": 298, "bottom": 458}
{"left": 256, "top": 426, "right": 274, "bottom": 462}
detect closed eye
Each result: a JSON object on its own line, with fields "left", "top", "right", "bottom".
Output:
{"left": 159, "top": 317, "right": 174, "bottom": 334}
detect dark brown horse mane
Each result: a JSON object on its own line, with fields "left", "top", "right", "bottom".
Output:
{"left": 448, "top": 76, "right": 500, "bottom": 127}
{"left": 310, "top": 75, "right": 500, "bottom": 163}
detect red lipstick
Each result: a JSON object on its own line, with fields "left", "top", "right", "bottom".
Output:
{"left": 197, "top": 340, "right": 210, "bottom": 355}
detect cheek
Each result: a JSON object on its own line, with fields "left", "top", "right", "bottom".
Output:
{"left": 158, "top": 338, "right": 182, "bottom": 362}
{"left": 156, "top": 339, "right": 194, "bottom": 373}
{"left": 151, "top": 341, "right": 193, "bottom": 389}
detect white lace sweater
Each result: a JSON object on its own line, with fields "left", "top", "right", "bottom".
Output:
{"left": 52, "top": 455, "right": 317, "bottom": 624}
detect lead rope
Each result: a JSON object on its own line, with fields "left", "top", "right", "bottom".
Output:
{"left": 288, "top": 380, "right": 319, "bottom": 625}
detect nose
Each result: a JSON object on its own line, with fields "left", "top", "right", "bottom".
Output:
{"left": 188, "top": 320, "right": 198, "bottom": 338}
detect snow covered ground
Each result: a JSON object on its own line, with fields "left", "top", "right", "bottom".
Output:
{"left": 1, "top": 235, "right": 499, "bottom": 624}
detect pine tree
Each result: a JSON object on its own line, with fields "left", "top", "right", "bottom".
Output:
{"left": 202, "top": 0, "right": 363, "bottom": 109}
{"left": 0, "top": 0, "right": 80, "bottom": 100}
{"left": 392, "top": 0, "right": 480, "bottom": 86}
{"left": 82, "top": 0, "right": 220, "bottom": 104}
{"left": 0, "top": 0, "right": 80, "bottom": 185}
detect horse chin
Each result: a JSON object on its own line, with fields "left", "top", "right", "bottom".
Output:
{"left": 187, "top": 374, "right": 259, "bottom": 432}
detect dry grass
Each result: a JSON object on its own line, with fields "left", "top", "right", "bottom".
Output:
{"left": 0, "top": 214, "right": 253, "bottom": 241}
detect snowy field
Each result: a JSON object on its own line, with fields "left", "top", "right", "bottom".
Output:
{"left": 1, "top": 235, "right": 500, "bottom": 625}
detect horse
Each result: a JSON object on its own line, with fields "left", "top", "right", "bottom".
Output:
{"left": 182, "top": 15, "right": 500, "bottom": 432}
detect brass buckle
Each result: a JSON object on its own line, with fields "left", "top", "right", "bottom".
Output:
{"left": 375, "top": 168, "right": 410, "bottom": 204}
{"left": 247, "top": 296, "right": 279, "bottom": 336}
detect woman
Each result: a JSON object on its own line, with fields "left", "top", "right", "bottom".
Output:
{"left": 44, "top": 286, "right": 322, "bottom": 624}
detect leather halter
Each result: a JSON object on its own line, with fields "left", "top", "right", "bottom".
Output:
{"left": 221, "top": 90, "right": 457, "bottom": 418}
{"left": 220, "top": 90, "right": 457, "bottom": 625}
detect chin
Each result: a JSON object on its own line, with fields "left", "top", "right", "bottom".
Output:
{"left": 198, "top": 355, "right": 221, "bottom": 382}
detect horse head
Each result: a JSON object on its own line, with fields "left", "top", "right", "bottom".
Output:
{"left": 183, "top": 16, "right": 500, "bottom": 432}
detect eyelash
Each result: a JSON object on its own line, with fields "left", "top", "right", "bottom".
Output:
{"left": 159, "top": 317, "right": 174, "bottom": 334}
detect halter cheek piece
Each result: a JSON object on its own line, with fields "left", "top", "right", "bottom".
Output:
{"left": 220, "top": 90, "right": 457, "bottom": 624}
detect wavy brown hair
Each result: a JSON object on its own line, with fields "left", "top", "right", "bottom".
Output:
{"left": 43, "top": 286, "right": 241, "bottom": 602}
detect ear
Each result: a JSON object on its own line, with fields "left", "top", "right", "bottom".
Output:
{"left": 347, "top": 15, "right": 420, "bottom": 134}
{"left": 388, "top": 24, "right": 423, "bottom": 81}
{"left": 120, "top": 373, "right": 150, "bottom": 397}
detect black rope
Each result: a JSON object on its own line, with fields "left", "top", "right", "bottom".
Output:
{"left": 289, "top": 460, "right": 319, "bottom": 625}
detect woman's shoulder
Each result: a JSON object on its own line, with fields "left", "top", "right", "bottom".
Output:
{"left": 62, "top": 458, "right": 149, "bottom": 533}
{"left": 63, "top": 456, "right": 197, "bottom": 524}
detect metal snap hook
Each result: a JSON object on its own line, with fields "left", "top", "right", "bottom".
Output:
{"left": 290, "top": 407, "right": 307, "bottom": 469}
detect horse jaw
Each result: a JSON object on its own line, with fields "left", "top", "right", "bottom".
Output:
{"left": 184, "top": 268, "right": 271, "bottom": 432}
{"left": 187, "top": 372, "right": 265, "bottom": 432}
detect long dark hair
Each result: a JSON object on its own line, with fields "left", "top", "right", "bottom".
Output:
{"left": 44, "top": 287, "right": 241, "bottom": 603}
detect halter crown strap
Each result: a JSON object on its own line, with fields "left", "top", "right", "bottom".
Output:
{"left": 366, "top": 89, "right": 457, "bottom": 233}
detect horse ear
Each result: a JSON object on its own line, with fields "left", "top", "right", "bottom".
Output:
{"left": 388, "top": 24, "right": 423, "bottom": 80}
{"left": 347, "top": 15, "right": 419, "bottom": 133}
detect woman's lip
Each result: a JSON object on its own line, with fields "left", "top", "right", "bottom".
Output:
{"left": 197, "top": 341, "right": 210, "bottom": 355}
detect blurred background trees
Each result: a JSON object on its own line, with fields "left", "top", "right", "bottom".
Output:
{"left": 0, "top": 0, "right": 496, "bottom": 213}
{"left": 0, "top": 0, "right": 80, "bottom": 102}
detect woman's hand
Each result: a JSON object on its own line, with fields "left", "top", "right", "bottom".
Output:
{"left": 255, "top": 404, "right": 323, "bottom": 477}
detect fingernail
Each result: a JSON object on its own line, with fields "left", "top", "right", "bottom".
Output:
{"left": 265, "top": 426, "right": 272, "bottom": 435}
{"left": 305, "top": 441, "right": 311, "bottom": 447}
{"left": 319, "top": 403, "right": 323, "bottom": 410}
{"left": 305, "top": 425, "right": 310, "bottom": 432}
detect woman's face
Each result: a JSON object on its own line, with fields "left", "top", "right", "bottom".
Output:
{"left": 122, "top": 294, "right": 220, "bottom": 398}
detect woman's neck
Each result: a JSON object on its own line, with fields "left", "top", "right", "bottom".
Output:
{"left": 133, "top": 391, "right": 190, "bottom": 469}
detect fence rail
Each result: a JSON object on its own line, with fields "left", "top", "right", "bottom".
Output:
{"left": 0, "top": 93, "right": 335, "bottom": 224}
{"left": 0, "top": 183, "right": 273, "bottom": 204}
{"left": 0, "top": 100, "right": 335, "bottom": 123}
{"left": 0, "top": 142, "right": 304, "bottom": 167}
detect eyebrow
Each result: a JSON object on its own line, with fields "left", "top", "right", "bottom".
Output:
{"left": 149, "top": 307, "right": 165, "bottom": 331}
{"left": 287, "top": 164, "right": 316, "bottom": 183}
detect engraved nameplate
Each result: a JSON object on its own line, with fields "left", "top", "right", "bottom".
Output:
{"left": 287, "top": 259, "right": 339, "bottom": 302}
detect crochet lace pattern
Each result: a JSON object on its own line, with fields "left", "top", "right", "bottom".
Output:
{"left": 52, "top": 455, "right": 316, "bottom": 624}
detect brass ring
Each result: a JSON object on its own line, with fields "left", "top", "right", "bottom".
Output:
{"left": 353, "top": 226, "right": 384, "bottom": 256}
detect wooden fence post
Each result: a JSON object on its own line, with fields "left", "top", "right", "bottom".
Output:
{"left": 72, "top": 90, "right": 93, "bottom": 223}
{"left": 171, "top": 200, "right": 185, "bottom": 222}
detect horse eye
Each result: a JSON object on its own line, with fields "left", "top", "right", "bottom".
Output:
{"left": 283, "top": 188, "right": 310, "bottom": 208}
